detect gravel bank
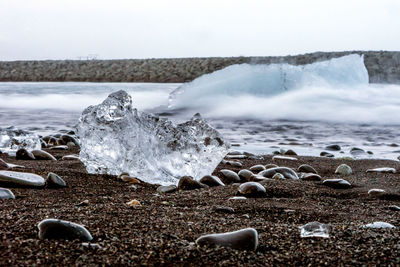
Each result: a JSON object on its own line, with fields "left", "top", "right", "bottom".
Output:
{"left": 1, "top": 51, "right": 399, "bottom": 83}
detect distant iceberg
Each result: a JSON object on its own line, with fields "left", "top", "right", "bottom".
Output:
{"left": 77, "top": 90, "right": 229, "bottom": 185}
{"left": 169, "top": 54, "right": 369, "bottom": 109}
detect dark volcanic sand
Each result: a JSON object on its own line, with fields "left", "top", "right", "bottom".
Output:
{"left": 1, "top": 148, "right": 400, "bottom": 266}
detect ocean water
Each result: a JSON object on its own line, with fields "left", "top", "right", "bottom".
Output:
{"left": 1, "top": 55, "right": 400, "bottom": 160}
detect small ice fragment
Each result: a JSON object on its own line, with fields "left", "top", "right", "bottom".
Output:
{"left": 363, "top": 222, "right": 396, "bottom": 229}
{"left": 0, "top": 127, "right": 41, "bottom": 155}
{"left": 300, "top": 222, "right": 330, "bottom": 238}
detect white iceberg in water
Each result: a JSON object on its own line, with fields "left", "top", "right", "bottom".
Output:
{"left": 169, "top": 54, "right": 369, "bottom": 109}
{"left": 0, "top": 127, "right": 41, "bottom": 155}
{"left": 77, "top": 90, "right": 229, "bottom": 185}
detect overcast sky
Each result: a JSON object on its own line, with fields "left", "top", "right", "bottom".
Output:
{"left": 1, "top": 0, "right": 399, "bottom": 61}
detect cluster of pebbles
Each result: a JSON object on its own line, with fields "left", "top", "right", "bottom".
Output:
{"left": 1, "top": 140, "right": 400, "bottom": 265}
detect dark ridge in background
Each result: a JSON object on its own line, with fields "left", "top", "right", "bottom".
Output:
{"left": 0, "top": 51, "right": 399, "bottom": 83}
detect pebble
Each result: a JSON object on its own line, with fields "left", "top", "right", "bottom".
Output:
{"left": 0, "top": 171, "right": 45, "bottom": 187}
{"left": 47, "top": 172, "right": 67, "bottom": 188}
{"left": 49, "top": 145, "right": 69, "bottom": 150}
{"left": 322, "top": 178, "right": 351, "bottom": 189}
{"left": 157, "top": 185, "right": 177, "bottom": 193}
{"left": 272, "top": 155, "right": 298, "bottom": 161}
{"left": 214, "top": 206, "right": 235, "bottom": 214}
{"left": 38, "top": 219, "right": 93, "bottom": 241}
{"left": 225, "top": 155, "right": 247, "bottom": 159}
{"left": 366, "top": 167, "right": 396, "bottom": 173}
{"left": 121, "top": 176, "right": 141, "bottom": 184}
{"left": 335, "top": 164, "right": 352, "bottom": 175}
{"left": 178, "top": 176, "right": 205, "bottom": 190}
{"left": 60, "top": 135, "right": 80, "bottom": 147}
{"left": 238, "top": 182, "right": 266, "bottom": 197}
{"left": 238, "top": 169, "right": 254, "bottom": 182}
{"left": 388, "top": 205, "right": 400, "bottom": 211}
{"left": 229, "top": 196, "right": 247, "bottom": 200}
{"left": 223, "top": 160, "right": 243, "bottom": 167}
{"left": 249, "top": 165, "right": 266, "bottom": 172}
{"left": 32, "top": 150, "right": 57, "bottom": 161}
{"left": 16, "top": 148, "right": 35, "bottom": 160}
{"left": 265, "top": 163, "right": 278, "bottom": 169}
{"left": 325, "top": 144, "right": 341, "bottom": 151}
{"left": 0, "top": 188, "right": 15, "bottom": 199}
{"left": 126, "top": 199, "right": 141, "bottom": 206}
{"left": 259, "top": 167, "right": 299, "bottom": 180}
{"left": 368, "top": 188, "right": 386, "bottom": 196}
{"left": 284, "top": 149, "right": 297, "bottom": 156}
{"left": 363, "top": 222, "right": 396, "bottom": 229}
{"left": 76, "top": 200, "right": 89, "bottom": 207}
{"left": 350, "top": 147, "right": 366, "bottom": 156}
{"left": 298, "top": 164, "right": 317, "bottom": 174}
{"left": 300, "top": 173, "right": 322, "bottom": 181}
{"left": 251, "top": 174, "right": 270, "bottom": 182}
{"left": 199, "top": 175, "right": 224, "bottom": 187}
{"left": 0, "top": 158, "right": 8, "bottom": 170}
{"left": 62, "top": 154, "right": 80, "bottom": 161}
{"left": 196, "top": 228, "right": 258, "bottom": 251}
{"left": 272, "top": 173, "right": 285, "bottom": 179}
{"left": 320, "top": 151, "right": 334, "bottom": 157}
{"left": 219, "top": 169, "right": 241, "bottom": 184}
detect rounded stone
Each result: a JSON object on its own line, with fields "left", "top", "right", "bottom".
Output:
{"left": 38, "top": 219, "right": 93, "bottom": 241}
{"left": 196, "top": 228, "right": 258, "bottom": 251}
{"left": 272, "top": 155, "right": 297, "bottom": 161}
{"left": 265, "top": 164, "right": 278, "bottom": 169}
{"left": 178, "top": 176, "right": 205, "bottom": 190}
{"left": 366, "top": 167, "right": 396, "bottom": 173}
{"left": 62, "top": 154, "right": 80, "bottom": 161}
{"left": 32, "top": 150, "right": 57, "bottom": 161}
{"left": 0, "top": 171, "right": 45, "bottom": 187}
{"left": 238, "top": 182, "right": 266, "bottom": 197}
{"left": 0, "top": 158, "right": 8, "bottom": 170}
{"left": 219, "top": 169, "right": 241, "bottom": 184}
{"left": 335, "top": 164, "right": 352, "bottom": 175}
{"left": 16, "top": 148, "right": 35, "bottom": 160}
{"left": 298, "top": 164, "right": 317, "bottom": 174}
{"left": 259, "top": 167, "right": 299, "bottom": 180}
{"left": 238, "top": 169, "right": 254, "bottom": 182}
{"left": 325, "top": 144, "right": 341, "bottom": 151}
{"left": 249, "top": 165, "right": 266, "bottom": 172}
{"left": 320, "top": 151, "right": 334, "bottom": 157}
{"left": 272, "top": 173, "right": 285, "bottom": 179}
{"left": 368, "top": 188, "right": 386, "bottom": 196}
{"left": 284, "top": 149, "right": 297, "bottom": 156}
{"left": 47, "top": 172, "right": 67, "bottom": 188}
{"left": 300, "top": 173, "right": 322, "bottom": 181}
{"left": 49, "top": 145, "right": 69, "bottom": 150}
{"left": 199, "top": 175, "right": 224, "bottom": 187}
{"left": 322, "top": 178, "right": 351, "bottom": 189}
{"left": 157, "top": 185, "right": 177, "bottom": 193}
{"left": 0, "top": 188, "right": 15, "bottom": 199}
{"left": 214, "top": 206, "right": 235, "bottom": 214}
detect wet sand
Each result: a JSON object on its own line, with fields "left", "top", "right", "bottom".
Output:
{"left": 1, "top": 148, "right": 400, "bottom": 266}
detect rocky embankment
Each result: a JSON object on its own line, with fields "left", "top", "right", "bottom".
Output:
{"left": 0, "top": 51, "right": 399, "bottom": 83}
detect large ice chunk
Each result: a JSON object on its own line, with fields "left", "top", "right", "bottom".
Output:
{"left": 0, "top": 127, "right": 41, "bottom": 155}
{"left": 77, "top": 90, "right": 229, "bottom": 185}
{"left": 169, "top": 54, "right": 368, "bottom": 109}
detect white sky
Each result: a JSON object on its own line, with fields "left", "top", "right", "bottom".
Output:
{"left": 0, "top": 0, "right": 399, "bottom": 60}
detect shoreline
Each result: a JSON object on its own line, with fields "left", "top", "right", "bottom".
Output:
{"left": 1, "top": 51, "right": 400, "bottom": 84}
{"left": 1, "top": 148, "right": 400, "bottom": 265}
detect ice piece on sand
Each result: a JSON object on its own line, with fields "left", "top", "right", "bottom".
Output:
{"left": 0, "top": 127, "right": 41, "bottom": 155}
{"left": 77, "top": 90, "right": 229, "bottom": 185}
{"left": 300, "top": 222, "right": 330, "bottom": 238}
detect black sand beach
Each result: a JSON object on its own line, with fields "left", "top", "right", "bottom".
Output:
{"left": 1, "top": 147, "right": 400, "bottom": 266}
